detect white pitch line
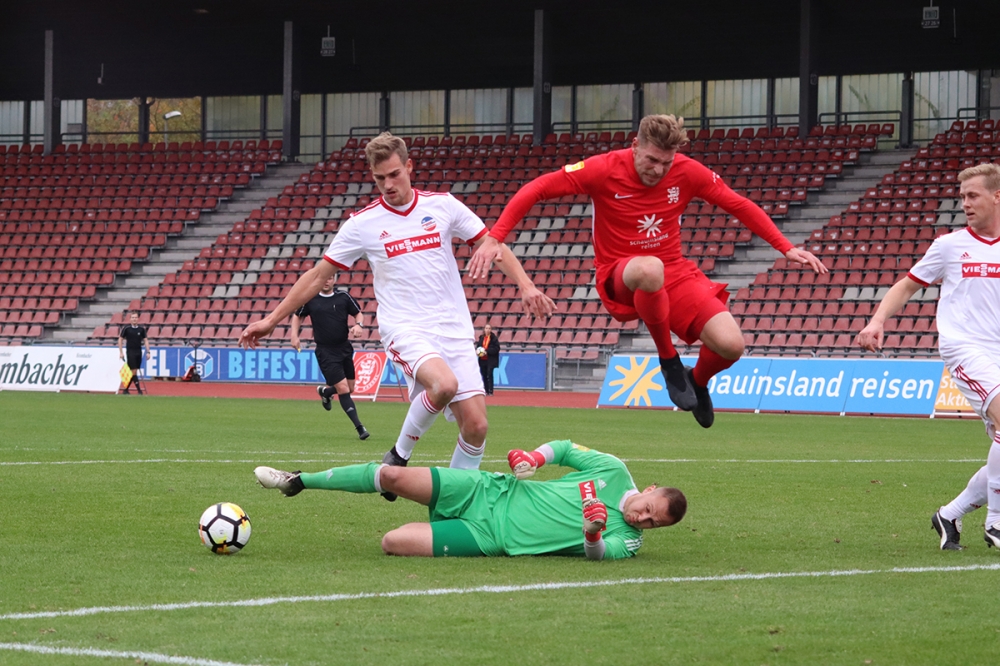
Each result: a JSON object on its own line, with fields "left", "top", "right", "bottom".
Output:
{"left": 2, "top": 562, "right": 998, "bottom": 622}
{"left": 0, "top": 642, "right": 262, "bottom": 666}
{"left": 0, "top": 457, "right": 986, "bottom": 467}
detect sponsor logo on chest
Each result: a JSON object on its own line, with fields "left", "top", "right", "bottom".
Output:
{"left": 384, "top": 232, "right": 442, "bottom": 257}
{"left": 961, "top": 262, "right": 1000, "bottom": 278}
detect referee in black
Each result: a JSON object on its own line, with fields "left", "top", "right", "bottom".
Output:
{"left": 118, "top": 311, "right": 150, "bottom": 395}
{"left": 291, "top": 274, "right": 370, "bottom": 440}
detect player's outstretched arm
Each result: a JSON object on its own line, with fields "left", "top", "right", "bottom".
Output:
{"left": 507, "top": 448, "right": 549, "bottom": 479}
{"left": 784, "top": 247, "right": 828, "bottom": 274}
{"left": 856, "top": 276, "right": 923, "bottom": 352}
{"left": 289, "top": 314, "right": 303, "bottom": 352}
{"left": 239, "top": 261, "right": 337, "bottom": 349}
{"left": 468, "top": 236, "right": 505, "bottom": 281}
{"left": 485, "top": 240, "right": 556, "bottom": 319}
{"left": 582, "top": 498, "right": 608, "bottom": 560}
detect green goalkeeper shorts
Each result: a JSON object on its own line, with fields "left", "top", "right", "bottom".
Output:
{"left": 428, "top": 467, "right": 508, "bottom": 557}
{"left": 430, "top": 520, "right": 484, "bottom": 557}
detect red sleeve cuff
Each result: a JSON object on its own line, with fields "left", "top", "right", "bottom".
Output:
{"left": 906, "top": 272, "right": 930, "bottom": 287}
{"left": 465, "top": 227, "right": 489, "bottom": 246}
{"left": 323, "top": 255, "right": 350, "bottom": 271}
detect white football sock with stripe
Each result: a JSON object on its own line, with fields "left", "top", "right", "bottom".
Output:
{"left": 450, "top": 434, "right": 485, "bottom": 469}
{"left": 393, "top": 391, "right": 442, "bottom": 460}
{"left": 986, "top": 437, "right": 1000, "bottom": 528}
{"left": 940, "top": 464, "right": 987, "bottom": 522}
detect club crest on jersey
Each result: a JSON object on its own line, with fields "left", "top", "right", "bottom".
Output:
{"left": 420, "top": 216, "right": 437, "bottom": 232}
{"left": 667, "top": 186, "right": 680, "bottom": 204}
{"left": 384, "top": 232, "right": 442, "bottom": 258}
{"left": 637, "top": 213, "right": 664, "bottom": 238}
{"left": 962, "top": 262, "right": 1000, "bottom": 278}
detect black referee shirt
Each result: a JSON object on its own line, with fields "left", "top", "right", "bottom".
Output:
{"left": 295, "top": 289, "right": 361, "bottom": 347}
{"left": 118, "top": 325, "right": 147, "bottom": 352}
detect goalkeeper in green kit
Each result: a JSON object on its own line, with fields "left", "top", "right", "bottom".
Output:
{"left": 254, "top": 440, "right": 686, "bottom": 560}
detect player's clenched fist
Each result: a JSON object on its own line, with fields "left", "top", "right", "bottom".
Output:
{"left": 582, "top": 498, "right": 607, "bottom": 534}
{"left": 507, "top": 449, "right": 546, "bottom": 480}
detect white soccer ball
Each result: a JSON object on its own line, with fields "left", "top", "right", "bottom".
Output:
{"left": 198, "top": 502, "right": 251, "bottom": 554}
{"left": 476, "top": 346, "right": 486, "bottom": 358}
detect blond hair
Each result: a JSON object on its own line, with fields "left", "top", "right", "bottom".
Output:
{"left": 364, "top": 132, "right": 409, "bottom": 169}
{"left": 637, "top": 114, "right": 689, "bottom": 151}
{"left": 958, "top": 163, "right": 1000, "bottom": 192}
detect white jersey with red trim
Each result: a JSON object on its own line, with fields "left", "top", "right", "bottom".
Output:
{"left": 323, "top": 190, "right": 487, "bottom": 342}
{"left": 908, "top": 227, "right": 1000, "bottom": 353}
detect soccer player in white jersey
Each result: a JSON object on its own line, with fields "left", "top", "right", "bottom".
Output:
{"left": 857, "top": 163, "right": 1000, "bottom": 550}
{"left": 240, "top": 133, "right": 555, "bottom": 499}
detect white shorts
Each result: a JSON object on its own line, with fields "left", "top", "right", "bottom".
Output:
{"left": 384, "top": 330, "right": 484, "bottom": 420}
{"left": 943, "top": 347, "right": 1000, "bottom": 439}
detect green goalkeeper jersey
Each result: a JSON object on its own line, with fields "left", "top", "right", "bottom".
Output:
{"left": 495, "top": 440, "right": 644, "bottom": 559}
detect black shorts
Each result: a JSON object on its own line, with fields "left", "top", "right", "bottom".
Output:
{"left": 126, "top": 351, "right": 143, "bottom": 370}
{"left": 315, "top": 343, "right": 355, "bottom": 386}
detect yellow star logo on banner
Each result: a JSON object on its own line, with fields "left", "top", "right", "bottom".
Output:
{"left": 119, "top": 364, "right": 133, "bottom": 385}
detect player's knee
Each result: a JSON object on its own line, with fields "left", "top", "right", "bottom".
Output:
{"left": 428, "top": 377, "right": 458, "bottom": 405}
{"left": 719, "top": 335, "right": 745, "bottom": 360}
{"left": 462, "top": 415, "right": 488, "bottom": 443}
{"left": 631, "top": 257, "right": 665, "bottom": 291}
{"left": 379, "top": 464, "right": 405, "bottom": 490}
{"left": 381, "top": 529, "right": 402, "bottom": 555}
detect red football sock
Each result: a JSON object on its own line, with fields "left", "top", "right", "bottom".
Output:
{"left": 633, "top": 288, "right": 676, "bottom": 358}
{"left": 692, "top": 345, "right": 737, "bottom": 387}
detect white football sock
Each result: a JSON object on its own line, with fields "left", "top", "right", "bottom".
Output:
{"left": 986, "top": 437, "right": 1000, "bottom": 528}
{"left": 394, "top": 391, "right": 442, "bottom": 460}
{"left": 450, "top": 434, "right": 485, "bottom": 470}
{"left": 940, "top": 464, "right": 987, "bottom": 522}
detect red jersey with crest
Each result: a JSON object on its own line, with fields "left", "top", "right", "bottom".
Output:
{"left": 489, "top": 150, "right": 794, "bottom": 271}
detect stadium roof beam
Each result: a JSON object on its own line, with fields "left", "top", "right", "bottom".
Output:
{"left": 532, "top": 8, "right": 551, "bottom": 146}
{"left": 43, "top": 29, "right": 60, "bottom": 155}
{"left": 798, "top": 0, "right": 818, "bottom": 137}
{"left": 282, "top": 20, "right": 301, "bottom": 162}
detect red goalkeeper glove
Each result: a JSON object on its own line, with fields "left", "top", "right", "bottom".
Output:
{"left": 507, "top": 449, "right": 546, "bottom": 479}
{"left": 582, "top": 498, "right": 607, "bottom": 542}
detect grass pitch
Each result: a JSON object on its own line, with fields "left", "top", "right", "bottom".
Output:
{"left": 0, "top": 391, "right": 994, "bottom": 665}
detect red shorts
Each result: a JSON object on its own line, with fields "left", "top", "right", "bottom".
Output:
{"left": 595, "top": 256, "right": 730, "bottom": 345}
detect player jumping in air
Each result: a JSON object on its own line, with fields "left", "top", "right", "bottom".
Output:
{"left": 469, "top": 115, "right": 827, "bottom": 427}
{"left": 240, "top": 132, "right": 554, "bottom": 500}
{"left": 254, "top": 439, "right": 686, "bottom": 559}
{"left": 857, "top": 163, "right": 1000, "bottom": 551}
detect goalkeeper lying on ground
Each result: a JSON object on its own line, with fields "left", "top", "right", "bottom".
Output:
{"left": 254, "top": 440, "right": 686, "bottom": 560}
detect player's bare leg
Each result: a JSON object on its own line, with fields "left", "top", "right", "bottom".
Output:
{"left": 622, "top": 256, "right": 697, "bottom": 411}
{"left": 449, "top": 395, "right": 488, "bottom": 469}
{"left": 381, "top": 357, "right": 457, "bottom": 500}
{"left": 381, "top": 523, "right": 434, "bottom": 556}
{"left": 686, "top": 311, "right": 745, "bottom": 428}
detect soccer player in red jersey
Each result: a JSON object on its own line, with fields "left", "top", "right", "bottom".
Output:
{"left": 469, "top": 115, "right": 827, "bottom": 427}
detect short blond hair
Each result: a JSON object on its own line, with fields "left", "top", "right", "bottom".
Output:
{"left": 364, "top": 132, "right": 409, "bottom": 169}
{"left": 958, "top": 163, "right": 1000, "bottom": 192}
{"left": 637, "top": 114, "right": 689, "bottom": 151}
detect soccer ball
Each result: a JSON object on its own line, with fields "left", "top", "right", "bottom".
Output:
{"left": 198, "top": 502, "right": 251, "bottom": 554}
{"left": 476, "top": 346, "right": 486, "bottom": 358}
